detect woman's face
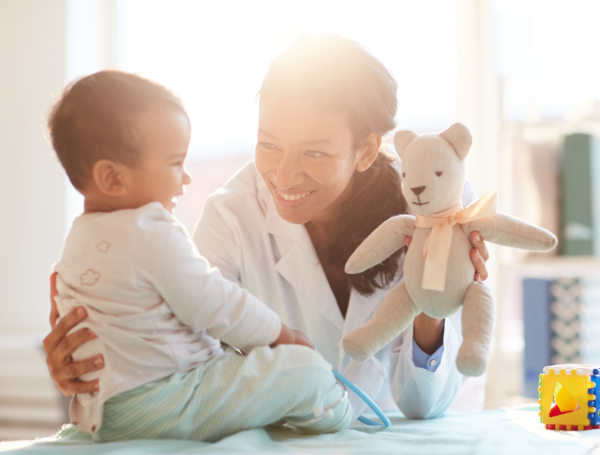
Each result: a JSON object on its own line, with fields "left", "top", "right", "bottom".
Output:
{"left": 255, "top": 99, "right": 364, "bottom": 226}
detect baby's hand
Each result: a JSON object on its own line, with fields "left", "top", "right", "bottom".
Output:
{"left": 270, "top": 323, "right": 315, "bottom": 350}
{"left": 290, "top": 329, "right": 315, "bottom": 350}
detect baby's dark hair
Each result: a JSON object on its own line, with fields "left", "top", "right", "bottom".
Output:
{"left": 48, "top": 70, "right": 188, "bottom": 191}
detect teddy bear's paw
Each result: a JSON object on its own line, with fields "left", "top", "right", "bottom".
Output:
{"left": 456, "top": 349, "right": 488, "bottom": 377}
{"left": 342, "top": 338, "right": 371, "bottom": 362}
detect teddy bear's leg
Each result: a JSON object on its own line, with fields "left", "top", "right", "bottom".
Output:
{"left": 343, "top": 281, "right": 418, "bottom": 361}
{"left": 456, "top": 282, "right": 495, "bottom": 377}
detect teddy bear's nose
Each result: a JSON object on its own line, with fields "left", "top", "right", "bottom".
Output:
{"left": 411, "top": 186, "right": 426, "bottom": 196}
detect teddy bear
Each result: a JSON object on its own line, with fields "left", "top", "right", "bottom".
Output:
{"left": 342, "top": 122, "right": 558, "bottom": 377}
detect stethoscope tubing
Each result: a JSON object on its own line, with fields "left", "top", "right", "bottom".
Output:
{"left": 230, "top": 343, "right": 390, "bottom": 428}
{"left": 332, "top": 369, "right": 391, "bottom": 428}
{"left": 311, "top": 342, "right": 390, "bottom": 428}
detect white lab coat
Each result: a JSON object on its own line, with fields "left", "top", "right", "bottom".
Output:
{"left": 192, "top": 161, "right": 485, "bottom": 418}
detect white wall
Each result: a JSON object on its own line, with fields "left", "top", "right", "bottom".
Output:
{"left": 457, "top": 0, "right": 500, "bottom": 315}
{"left": 457, "top": 0, "right": 504, "bottom": 409}
{"left": 0, "top": 0, "right": 67, "bottom": 333}
{"left": 63, "top": 0, "right": 118, "bottom": 229}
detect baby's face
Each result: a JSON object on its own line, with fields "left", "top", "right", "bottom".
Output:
{"left": 126, "top": 109, "right": 192, "bottom": 213}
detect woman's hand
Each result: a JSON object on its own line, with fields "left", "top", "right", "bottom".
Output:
{"left": 43, "top": 272, "right": 104, "bottom": 396}
{"left": 467, "top": 231, "right": 489, "bottom": 281}
{"left": 404, "top": 231, "right": 489, "bottom": 355}
{"left": 404, "top": 231, "right": 489, "bottom": 282}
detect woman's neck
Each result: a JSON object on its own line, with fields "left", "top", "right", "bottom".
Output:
{"left": 305, "top": 175, "right": 354, "bottom": 249}
{"left": 305, "top": 216, "right": 337, "bottom": 251}
{"left": 305, "top": 216, "right": 351, "bottom": 318}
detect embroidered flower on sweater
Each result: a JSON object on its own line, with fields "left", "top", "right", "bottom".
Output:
{"left": 80, "top": 269, "right": 101, "bottom": 286}
{"left": 97, "top": 241, "right": 111, "bottom": 253}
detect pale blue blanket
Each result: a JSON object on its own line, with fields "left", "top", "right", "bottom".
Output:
{"left": 2, "top": 405, "right": 600, "bottom": 454}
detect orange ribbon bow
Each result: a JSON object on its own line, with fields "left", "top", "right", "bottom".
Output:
{"left": 414, "top": 191, "right": 497, "bottom": 291}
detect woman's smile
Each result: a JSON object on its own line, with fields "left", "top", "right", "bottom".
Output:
{"left": 272, "top": 183, "right": 314, "bottom": 208}
{"left": 255, "top": 99, "right": 361, "bottom": 225}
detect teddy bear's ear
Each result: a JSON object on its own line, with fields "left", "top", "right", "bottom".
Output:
{"left": 440, "top": 123, "right": 472, "bottom": 161}
{"left": 393, "top": 130, "right": 418, "bottom": 159}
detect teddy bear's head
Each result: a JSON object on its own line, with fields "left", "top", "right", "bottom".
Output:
{"left": 394, "top": 123, "right": 472, "bottom": 216}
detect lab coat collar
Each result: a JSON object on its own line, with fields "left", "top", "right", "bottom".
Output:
{"left": 264, "top": 189, "right": 303, "bottom": 242}
{"left": 263, "top": 187, "right": 393, "bottom": 337}
{"left": 263, "top": 190, "right": 345, "bottom": 331}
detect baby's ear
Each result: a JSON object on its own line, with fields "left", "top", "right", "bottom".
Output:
{"left": 394, "top": 130, "right": 417, "bottom": 159}
{"left": 440, "top": 123, "right": 472, "bottom": 160}
{"left": 92, "top": 159, "right": 128, "bottom": 196}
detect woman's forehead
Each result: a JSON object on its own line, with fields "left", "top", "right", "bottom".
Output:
{"left": 258, "top": 99, "right": 352, "bottom": 143}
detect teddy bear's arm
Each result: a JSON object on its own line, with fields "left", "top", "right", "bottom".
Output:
{"left": 461, "top": 213, "right": 558, "bottom": 252}
{"left": 345, "top": 215, "right": 416, "bottom": 274}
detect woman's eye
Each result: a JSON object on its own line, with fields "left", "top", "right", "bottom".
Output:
{"left": 259, "top": 142, "right": 277, "bottom": 150}
{"left": 436, "top": 171, "right": 443, "bottom": 177}
{"left": 306, "top": 150, "right": 327, "bottom": 158}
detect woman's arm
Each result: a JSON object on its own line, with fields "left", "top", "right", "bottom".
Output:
{"left": 388, "top": 319, "right": 463, "bottom": 418}
{"left": 391, "top": 180, "right": 489, "bottom": 416}
{"left": 43, "top": 272, "right": 104, "bottom": 396}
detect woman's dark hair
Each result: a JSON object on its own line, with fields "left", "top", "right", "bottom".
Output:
{"left": 48, "top": 70, "right": 188, "bottom": 191}
{"left": 258, "top": 34, "right": 408, "bottom": 296}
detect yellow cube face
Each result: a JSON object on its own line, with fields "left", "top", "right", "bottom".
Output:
{"left": 538, "top": 365, "right": 600, "bottom": 431}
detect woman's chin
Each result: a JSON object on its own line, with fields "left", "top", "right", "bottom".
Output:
{"left": 274, "top": 204, "right": 312, "bottom": 225}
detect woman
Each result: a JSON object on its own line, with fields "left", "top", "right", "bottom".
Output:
{"left": 44, "top": 34, "right": 489, "bottom": 418}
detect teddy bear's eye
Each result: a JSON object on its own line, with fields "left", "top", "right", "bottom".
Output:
{"left": 436, "top": 171, "right": 443, "bottom": 177}
{"left": 402, "top": 172, "right": 406, "bottom": 178}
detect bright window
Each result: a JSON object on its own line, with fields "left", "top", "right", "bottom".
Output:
{"left": 66, "top": 0, "right": 459, "bottom": 229}
{"left": 494, "top": 0, "right": 600, "bottom": 122}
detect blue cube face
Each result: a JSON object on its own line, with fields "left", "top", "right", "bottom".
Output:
{"left": 592, "top": 373, "right": 600, "bottom": 426}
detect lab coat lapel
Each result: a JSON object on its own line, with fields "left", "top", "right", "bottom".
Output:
{"left": 264, "top": 196, "right": 344, "bottom": 331}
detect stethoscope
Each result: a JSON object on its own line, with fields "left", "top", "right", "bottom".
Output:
{"left": 230, "top": 344, "right": 390, "bottom": 428}
{"left": 331, "top": 369, "right": 391, "bottom": 428}
{"left": 294, "top": 345, "right": 391, "bottom": 428}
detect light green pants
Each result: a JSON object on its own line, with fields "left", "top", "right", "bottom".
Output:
{"left": 93, "top": 345, "right": 352, "bottom": 442}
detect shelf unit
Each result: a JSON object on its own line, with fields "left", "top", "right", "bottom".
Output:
{"left": 486, "top": 117, "right": 600, "bottom": 410}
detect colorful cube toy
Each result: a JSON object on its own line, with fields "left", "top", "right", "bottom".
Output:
{"left": 538, "top": 364, "right": 600, "bottom": 430}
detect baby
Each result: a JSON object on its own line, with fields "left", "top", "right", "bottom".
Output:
{"left": 48, "top": 71, "right": 364, "bottom": 442}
